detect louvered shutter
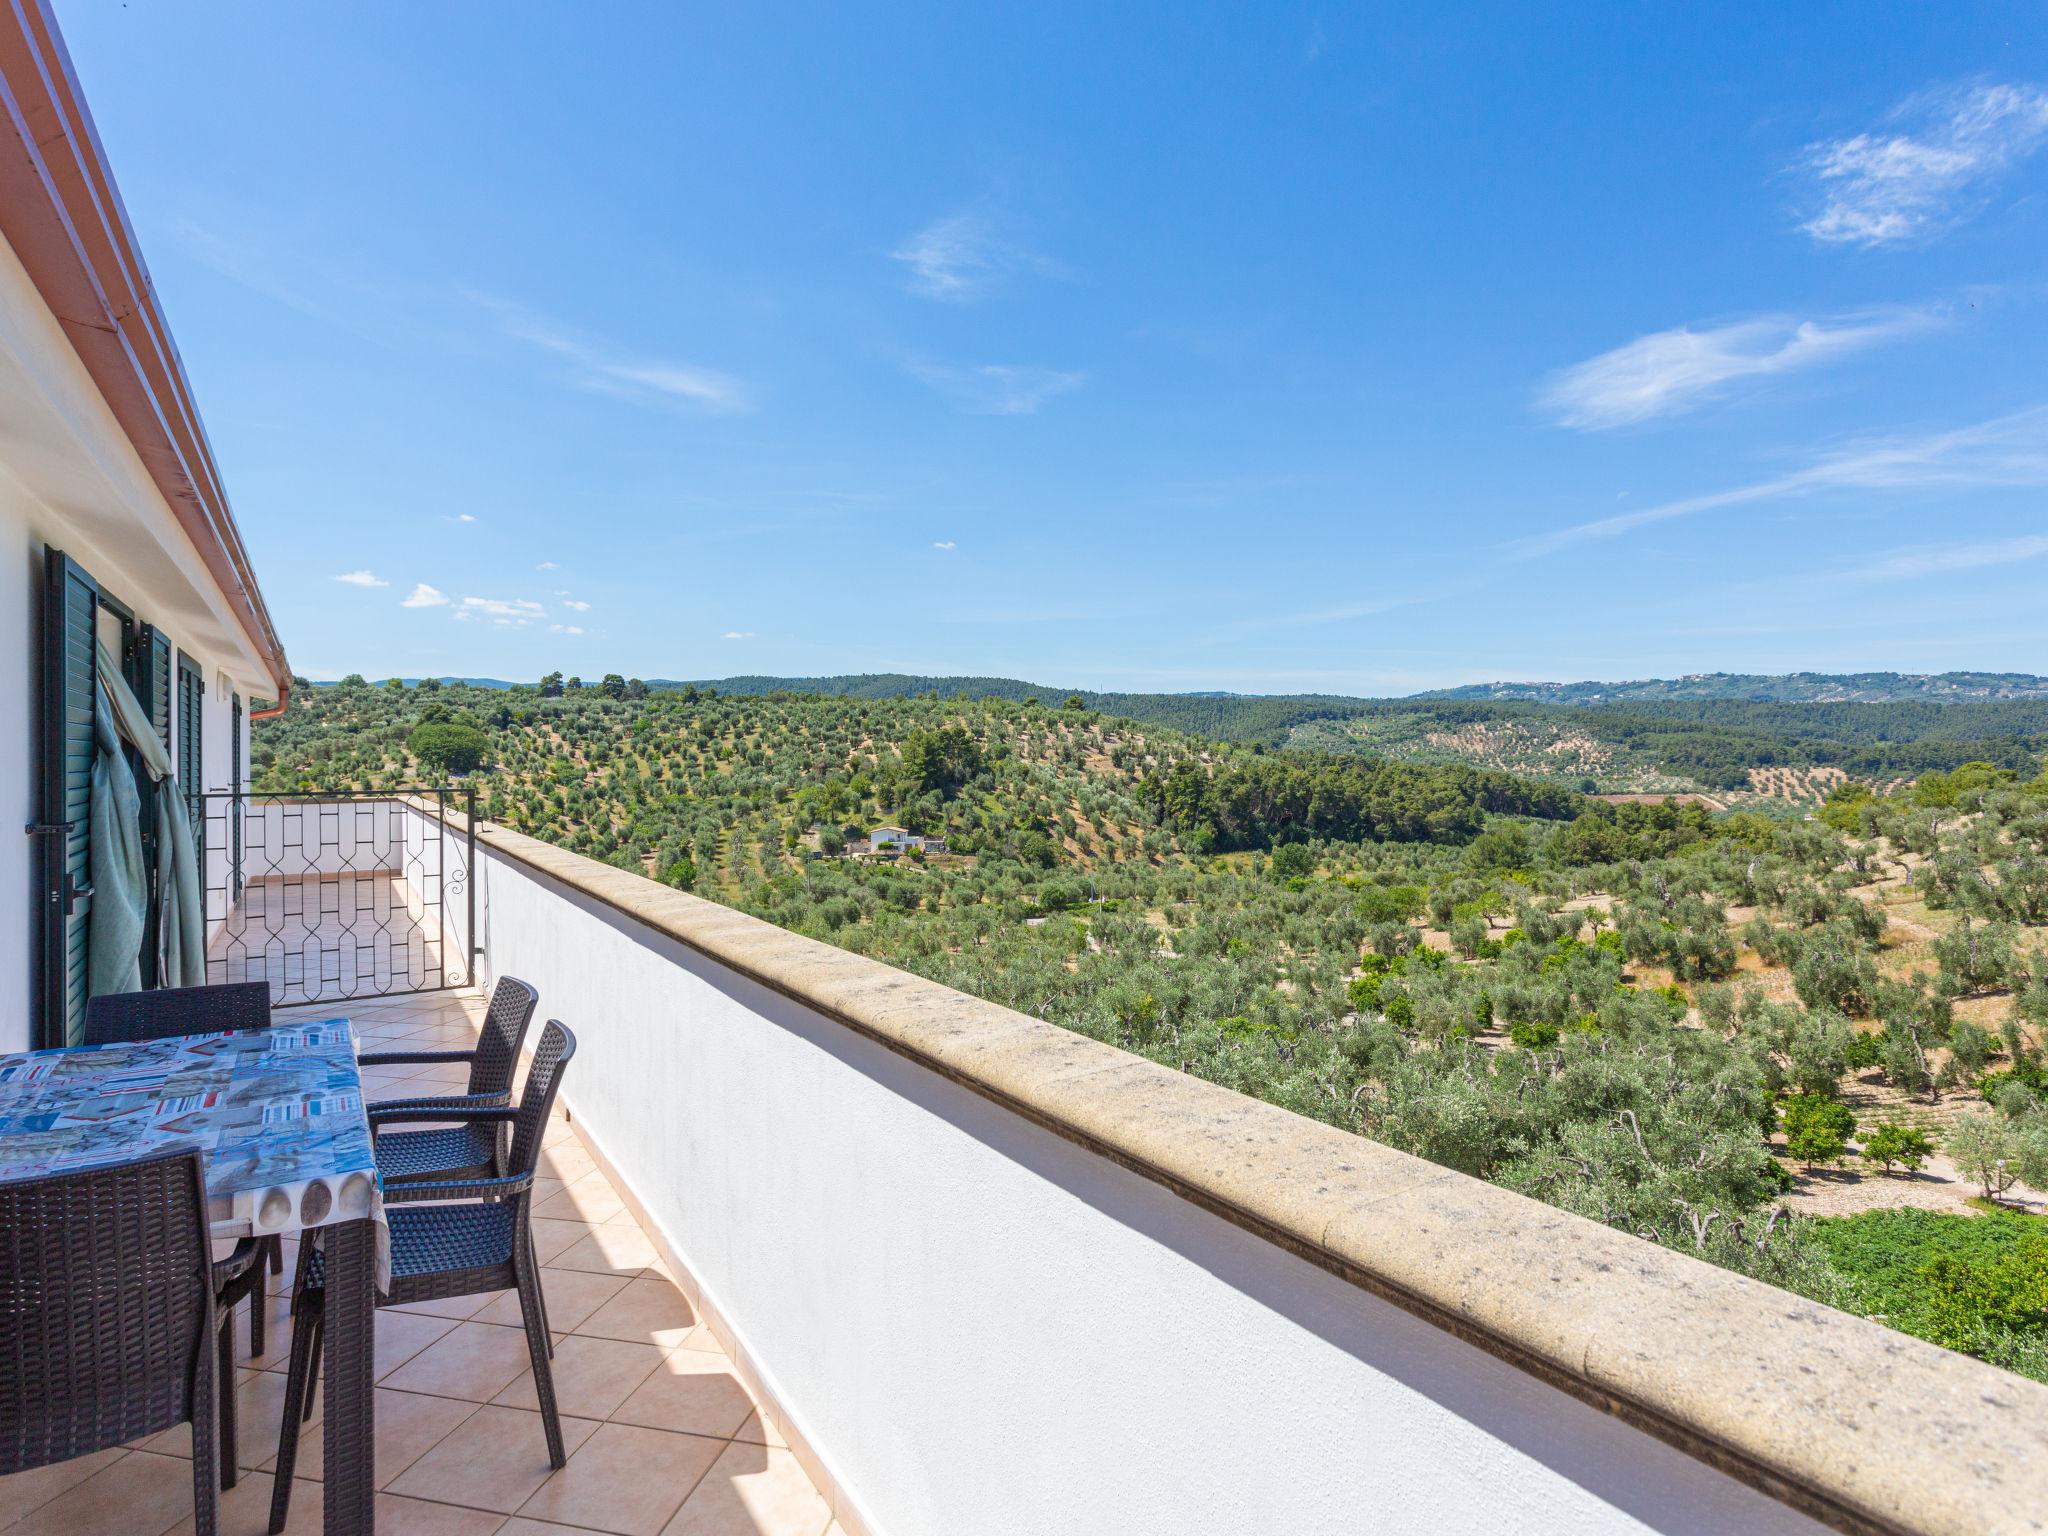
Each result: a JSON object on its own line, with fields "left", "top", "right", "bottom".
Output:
{"left": 137, "top": 623, "right": 172, "bottom": 751}
{"left": 177, "top": 651, "right": 204, "bottom": 835}
{"left": 38, "top": 550, "right": 99, "bottom": 1047}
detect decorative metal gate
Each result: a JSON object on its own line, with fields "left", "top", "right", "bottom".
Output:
{"left": 197, "top": 788, "right": 475, "bottom": 1008}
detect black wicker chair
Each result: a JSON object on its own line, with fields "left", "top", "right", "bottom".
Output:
{"left": 81, "top": 980, "right": 272, "bottom": 1042}
{"left": 81, "top": 981, "right": 283, "bottom": 1363}
{"left": 360, "top": 975, "right": 539, "bottom": 1184}
{"left": 0, "top": 1151, "right": 225, "bottom": 1535}
{"left": 268, "top": 1021, "right": 578, "bottom": 1535}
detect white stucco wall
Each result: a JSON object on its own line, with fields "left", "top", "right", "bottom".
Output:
{"left": 238, "top": 798, "right": 406, "bottom": 882}
{"left": 0, "top": 231, "right": 274, "bottom": 1050}
{"left": 462, "top": 832, "right": 1826, "bottom": 1536}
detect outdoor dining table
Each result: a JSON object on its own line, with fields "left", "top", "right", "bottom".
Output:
{"left": 0, "top": 1019, "right": 385, "bottom": 1534}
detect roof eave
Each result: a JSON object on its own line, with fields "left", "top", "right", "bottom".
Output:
{"left": 0, "top": 0, "right": 291, "bottom": 713}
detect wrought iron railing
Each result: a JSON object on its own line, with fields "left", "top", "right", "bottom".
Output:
{"left": 197, "top": 788, "right": 476, "bottom": 1007}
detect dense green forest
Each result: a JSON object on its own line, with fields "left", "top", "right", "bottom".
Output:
{"left": 260, "top": 674, "right": 2048, "bottom": 1381}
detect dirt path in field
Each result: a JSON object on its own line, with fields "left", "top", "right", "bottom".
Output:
{"left": 1777, "top": 1145, "right": 2047, "bottom": 1218}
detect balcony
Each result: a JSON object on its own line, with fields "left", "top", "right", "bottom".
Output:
{"left": 0, "top": 984, "right": 835, "bottom": 1536}
{"left": 11, "top": 795, "right": 2048, "bottom": 1535}
{"left": 198, "top": 794, "right": 471, "bottom": 1009}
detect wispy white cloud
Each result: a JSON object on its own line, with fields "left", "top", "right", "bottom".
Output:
{"left": 908, "top": 361, "right": 1084, "bottom": 415}
{"left": 561, "top": 599, "right": 592, "bottom": 612}
{"left": 549, "top": 623, "right": 585, "bottom": 635}
{"left": 590, "top": 361, "right": 748, "bottom": 408}
{"left": 536, "top": 561, "right": 559, "bottom": 571}
{"left": 451, "top": 513, "right": 477, "bottom": 524}
{"left": 1797, "top": 82, "right": 2048, "bottom": 246}
{"left": 891, "top": 208, "right": 1059, "bottom": 301}
{"left": 721, "top": 630, "right": 755, "bottom": 640}
{"left": 461, "top": 596, "right": 546, "bottom": 623}
{"left": 1510, "top": 404, "right": 2048, "bottom": 558}
{"left": 1540, "top": 308, "right": 1941, "bottom": 429}
{"left": 469, "top": 293, "right": 749, "bottom": 413}
{"left": 932, "top": 540, "right": 957, "bottom": 550}
{"left": 334, "top": 570, "right": 388, "bottom": 588}
{"left": 1843, "top": 532, "right": 2048, "bottom": 581}
{"left": 401, "top": 583, "right": 449, "bottom": 608}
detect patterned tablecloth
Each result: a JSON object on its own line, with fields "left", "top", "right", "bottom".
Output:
{"left": 0, "top": 1020, "right": 387, "bottom": 1282}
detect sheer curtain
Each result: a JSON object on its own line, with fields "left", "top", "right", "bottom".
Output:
{"left": 87, "top": 638, "right": 204, "bottom": 998}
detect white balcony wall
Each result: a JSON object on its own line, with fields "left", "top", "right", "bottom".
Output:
{"left": 0, "top": 229, "right": 275, "bottom": 1050}
{"left": 452, "top": 819, "right": 1849, "bottom": 1536}
{"left": 237, "top": 798, "right": 406, "bottom": 882}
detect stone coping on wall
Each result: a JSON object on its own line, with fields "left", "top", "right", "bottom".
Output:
{"left": 442, "top": 807, "right": 2048, "bottom": 1536}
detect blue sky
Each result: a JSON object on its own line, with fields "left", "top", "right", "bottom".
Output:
{"left": 54, "top": 2, "right": 2048, "bottom": 694}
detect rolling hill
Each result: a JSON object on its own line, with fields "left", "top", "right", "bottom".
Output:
{"left": 659, "top": 674, "right": 2048, "bottom": 801}
{"left": 1419, "top": 672, "right": 2048, "bottom": 704}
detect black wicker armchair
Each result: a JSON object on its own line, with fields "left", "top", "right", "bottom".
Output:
{"left": 360, "top": 975, "right": 539, "bottom": 1183}
{"left": 268, "top": 1021, "right": 579, "bottom": 1535}
{"left": 0, "top": 1151, "right": 226, "bottom": 1536}
{"left": 81, "top": 980, "right": 272, "bottom": 1042}
{"left": 80, "top": 980, "right": 282, "bottom": 1363}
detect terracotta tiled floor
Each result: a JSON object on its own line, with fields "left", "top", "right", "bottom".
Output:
{"left": 0, "top": 990, "right": 837, "bottom": 1536}
{"left": 205, "top": 875, "right": 459, "bottom": 1009}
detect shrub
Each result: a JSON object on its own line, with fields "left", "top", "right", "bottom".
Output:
{"left": 1782, "top": 1094, "right": 1856, "bottom": 1168}
{"left": 1860, "top": 1120, "right": 1934, "bottom": 1175}
{"left": 1355, "top": 884, "right": 1423, "bottom": 925}
{"left": 1981, "top": 1060, "right": 2048, "bottom": 1102}
{"left": 1464, "top": 823, "right": 1534, "bottom": 872}
{"left": 1813, "top": 1208, "right": 2048, "bottom": 1370}
{"left": 407, "top": 720, "right": 490, "bottom": 775}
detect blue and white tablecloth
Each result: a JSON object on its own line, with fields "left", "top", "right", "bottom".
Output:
{"left": 0, "top": 1020, "right": 386, "bottom": 1280}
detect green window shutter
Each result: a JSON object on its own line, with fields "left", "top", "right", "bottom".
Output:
{"left": 177, "top": 651, "right": 204, "bottom": 832}
{"left": 38, "top": 550, "right": 99, "bottom": 1048}
{"left": 137, "top": 624, "right": 172, "bottom": 753}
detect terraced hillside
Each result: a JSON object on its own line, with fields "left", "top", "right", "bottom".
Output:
{"left": 1285, "top": 713, "right": 1883, "bottom": 807}
{"left": 1286, "top": 712, "right": 1701, "bottom": 794}
{"left": 669, "top": 675, "right": 2048, "bottom": 807}
{"left": 256, "top": 681, "right": 1192, "bottom": 895}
